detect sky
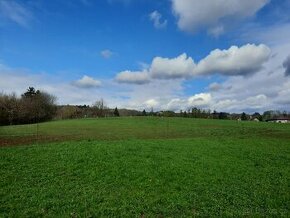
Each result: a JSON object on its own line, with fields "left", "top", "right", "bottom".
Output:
{"left": 0, "top": 0, "right": 290, "bottom": 113}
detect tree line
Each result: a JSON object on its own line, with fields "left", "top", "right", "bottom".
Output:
{"left": 1, "top": 87, "right": 289, "bottom": 126}
{"left": 0, "top": 89, "right": 123, "bottom": 125}
{"left": 55, "top": 99, "right": 121, "bottom": 120}
{"left": 148, "top": 108, "right": 289, "bottom": 121}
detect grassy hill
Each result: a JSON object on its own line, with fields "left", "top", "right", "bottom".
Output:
{"left": 1, "top": 117, "right": 289, "bottom": 217}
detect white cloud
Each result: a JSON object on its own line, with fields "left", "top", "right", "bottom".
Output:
{"left": 115, "top": 44, "right": 271, "bottom": 82}
{"left": 165, "top": 93, "right": 211, "bottom": 111}
{"left": 100, "top": 49, "right": 114, "bottom": 59}
{"left": 0, "top": 0, "right": 33, "bottom": 27}
{"left": 195, "top": 44, "right": 271, "bottom": 76}
{"left": 171, "top": 0, "right": 269, "bottom": 35}
{"left": 149, "top": 10, "right": 167, "bottom": 29}
{"left": 206, "top": 41, "right": 290, "bottom": 112}
{"left": 151, "top": 53, "right": 196, "bottom": 79}
{"left": 144, "top": 99, "right": 159, "bottom": 108}
{"left": 72, "top": 75, "right": 101, "bottom": 88}
{"left": 212, "top": 94, "right": 268, "bottom": 112}
{"left": 166, "top": 98, "right": 183, "bottom": 111}
{"left": 115, "top": 70, "right": 150, "bottom": 84}
{"left": 116, "top": 79, "right": 184, "bottom": 110}
{"left": 188, "top": 93, "right": 212, "bottom": 107}
{"left": 151, "top": 44, "right": 270, "bottom": 78}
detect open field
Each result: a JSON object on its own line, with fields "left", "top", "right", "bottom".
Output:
{"left": 1, "top": 117, "right": 290, "bottom": 217}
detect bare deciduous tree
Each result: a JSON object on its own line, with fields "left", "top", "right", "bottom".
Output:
{"left": 92, "top": 98, "right": 109, "bottom": 117}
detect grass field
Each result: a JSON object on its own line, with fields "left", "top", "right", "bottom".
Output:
{"left": 1, "top": 117, "right": 290, "bottom": 217}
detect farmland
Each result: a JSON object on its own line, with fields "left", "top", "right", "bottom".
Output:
{"left": 1, "top": 117, "right": 290, "bottom": 217}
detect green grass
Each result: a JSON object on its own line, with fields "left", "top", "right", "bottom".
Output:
{"left": 0, "top": 117, "right": 290, "bottom": 217}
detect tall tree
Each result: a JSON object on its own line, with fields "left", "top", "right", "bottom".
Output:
{"left": 114, "top": 107, "right": 120, "bottom": 117}
{"left": 21, "top": 88, "right": 57, "bottom": 123}
{"left": 142, "top": 109, "right": 147, "bottom": 116}
{"left": 241, "top": 112, "right": 247, "bottom": 121}
{"left": 92, "top": 98, "right": 108, "bottom": 117}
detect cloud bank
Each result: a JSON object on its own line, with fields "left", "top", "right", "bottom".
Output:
{"left": 115, "top": 44, "right": 271, "bottom": 83}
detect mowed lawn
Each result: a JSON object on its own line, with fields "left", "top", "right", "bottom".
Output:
{"left": 0, "top": 117, "right": 289, "bottom": 217}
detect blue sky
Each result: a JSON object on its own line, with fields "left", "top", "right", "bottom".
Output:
{"left": 1, "top": 0, "right": 290, "bottom": 112}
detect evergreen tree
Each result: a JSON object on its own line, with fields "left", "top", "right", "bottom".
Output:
{"left": 114, "top": 107, "right": 120, "bottom": 117}
{"left": 183, "top": 111, "right": 187, "bottom": 117}
{"left": 241, "top": 112, "right": 247, "bottom": 121}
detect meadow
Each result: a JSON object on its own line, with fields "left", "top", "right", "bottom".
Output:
{"left": 0, "top": 117, "right": 289, "bottom": 217}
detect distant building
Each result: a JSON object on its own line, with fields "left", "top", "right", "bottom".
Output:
{"left": 252, "top": 118, "right": 260, "bottom": 122}
{"left": 266, "top": 118, "right": 290, "bottom": 123}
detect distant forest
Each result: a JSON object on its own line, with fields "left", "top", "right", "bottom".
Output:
{"left": 1, "top": 87, "right": 289, "bottom": 126}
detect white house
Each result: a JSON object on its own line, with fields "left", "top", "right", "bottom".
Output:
{"left": 266, "top": 118, "right": 290, "bottom": 123}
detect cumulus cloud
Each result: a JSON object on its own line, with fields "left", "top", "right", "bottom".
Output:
{"left": 283, "top": 55, "right": 290, "bottom": 76}
{"left": 149, "top": 10, "right": 167, "bottom": 29}
{"left": 115, "top": 44, "right": 271, "bottom": 83}
{"left": 151, "top": 53, "right": 196, "bottom": 79}
{"left": 171, "top": 0, "right": 269, "bottom": 35}
{"left": 115, "top": 70, "right": 150, "bottom": 84}
{"left": 166, "top": 93, "right": 212, "bottom": 111}
{"left": 195, "top": 44, "right": 271, "bottom": 76}
{"left": 72, "top": 75, "right": 101, "bottom": 88}
{"left": 188, "top": 93, "right": 212, "bottom": 107}
{"left": 144, "top": 99, "right": 159, "bottom": 108}
{"left": 0, "top": 0, "right": 33, "bottom": 27}
{"left": 152, "top": 44, "right": 270, "bottom": 78}
{"left": 207, "top": 42, "right": 290, "bottom": 113}
{"left": 100, "top": 49, "right": 114, "bottom": 59}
